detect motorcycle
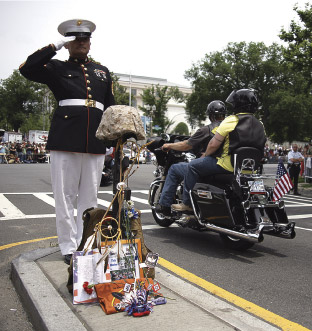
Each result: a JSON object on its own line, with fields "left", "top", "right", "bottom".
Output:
{"left": 100, "top": 152, "right": 114, "bottom": 187}
{"left": 147, "top": 134, "right": 296, "bottom": 251}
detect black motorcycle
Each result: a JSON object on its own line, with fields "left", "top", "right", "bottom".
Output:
{"left": 100, "top": 153, "right": 114, "bottom": 187}
{"left": 147, "top": 134, "right": 296, "bottom": 251}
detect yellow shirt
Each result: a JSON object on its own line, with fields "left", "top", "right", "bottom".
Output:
{"left": 216, "top": 112, "right": 266, "bottom": 172}
{"left": 215, "top": 115, "right": 239, "bottom": 172}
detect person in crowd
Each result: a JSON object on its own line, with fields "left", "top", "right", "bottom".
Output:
{"left": 25, "top": 141, "right": 33, "bottom": 163}
{"left": 304, "top": 142, "right": 312, "bottom": 157}
{"left": 287, "top": 144, "right": 304, "bottom": 195}
{"left": 157, "top": 100, "right": 226, "bottom": 215}
{"left": 37, "top": 143, "right": 47, "bottom": 163}
{"left": 32, "top": 142, "right": 39, "bottom": 163}
{"left": 21, "top": 142, "right": 27, "bottom": 163}
{"left": 20, "top": 19, "right": 115, "bottom": 265}
{"left": 9, "top": 142, "right": 17, "bottom": 157}
{"left": 16, "top": 142, "right": 23, "bottom": 163}
{"left": 0, "top": 141, "right": 6, "bottom": 163}
{"left": 172, "top": 89, "right": 266, "bottom": 212}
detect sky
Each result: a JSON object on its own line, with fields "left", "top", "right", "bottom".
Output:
{"left": 0, "top": 0, "right": 309, "bottom": 86}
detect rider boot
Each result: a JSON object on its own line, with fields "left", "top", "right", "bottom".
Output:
{"left": 155, "top": 204, "right": 171, "bottom": 216}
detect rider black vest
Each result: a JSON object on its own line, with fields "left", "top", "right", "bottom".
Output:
{"left": 228, "top": 114, "right": 266, "bottom": 157}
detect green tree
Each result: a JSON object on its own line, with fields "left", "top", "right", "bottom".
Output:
{"left": 184, "top": 42, "right": 285, "bottom": 127}
{"left": 0, "top": 70, "right": 45, "bottom": 132}
{"left": 171, "top": 122, "right": 189, "bottom": 135}
{"left": 279, "top": 3, "right": 312, "bottom": 91}
{"left": 139, "top": 85, "right": 185, "bottom": 132}
{"left": 110, "top": 72, "right": 130, "bottom": 105}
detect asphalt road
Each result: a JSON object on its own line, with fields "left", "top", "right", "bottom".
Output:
{"left": 0, "top": 163, "right": 311, "bottom": 330}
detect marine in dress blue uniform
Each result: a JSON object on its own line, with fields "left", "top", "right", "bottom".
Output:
{"left": 20, "top": 19, "right": 115, "bottom": 264}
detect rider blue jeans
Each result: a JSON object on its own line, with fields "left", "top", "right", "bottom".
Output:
{"left": 183, "top": 156, "right": 231, "bottom": 206}
{"left": 159, "top": 162, "right": 189, "bottom": 207}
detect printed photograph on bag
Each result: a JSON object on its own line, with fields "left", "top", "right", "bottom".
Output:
{"left": 73, "top": 239, "right": 144, "bottom": 304}
{"left": 102, "top": 239, "right": 144, "bottom": 281}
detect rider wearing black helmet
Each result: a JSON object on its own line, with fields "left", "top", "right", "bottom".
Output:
{"left": 225, "top": 88, "right": 258, "bottom": 113}
{"left": 162, "top": 100, "right": 226, "bottom": 158}
{"left": 172, "top": 89, "right": 266, "bottom": 212}
{"left": 157, "top": 100, "right": 226, "bottom": 216}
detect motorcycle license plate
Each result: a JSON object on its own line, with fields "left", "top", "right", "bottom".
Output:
{"left": 249, "top": 180, "right": 266, "bottom": 194}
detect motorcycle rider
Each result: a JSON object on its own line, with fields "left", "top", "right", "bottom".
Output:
{"left": 156, "top": 100, "right": 226, "bottom": 216}
{"left": 172, "top": 88, "right": 266, "bottom": 212}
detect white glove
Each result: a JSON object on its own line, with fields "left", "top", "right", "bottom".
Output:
{"left": 53, "top": 36, "right": 76, "bottom": 51}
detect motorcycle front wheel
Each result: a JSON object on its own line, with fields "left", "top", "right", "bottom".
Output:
{"left": 219, "top": 234, "right": 255, "bottom": 251}
{"left": 151, "top": 185, "right": 175, "bottom": 227}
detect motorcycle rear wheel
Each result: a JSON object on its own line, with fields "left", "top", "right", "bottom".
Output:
{"left": 151, "top": 186, "right": 175, "bottom": 227}
{"left": 219, "top": 234, "right": 255, "bottom": 251}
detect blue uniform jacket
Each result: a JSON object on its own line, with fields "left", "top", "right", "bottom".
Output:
{"left": 19, "top": 44, "right": 115, "bottom": 154}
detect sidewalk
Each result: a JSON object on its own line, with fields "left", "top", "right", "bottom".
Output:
{"left": 298, "top": 183, "right": 312, "bottom": 197}
{"left": 11, "top": 248, "right": 280, "bottom": 331}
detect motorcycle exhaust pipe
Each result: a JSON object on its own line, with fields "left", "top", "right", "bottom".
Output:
{"left": 200, "top": 222, "right": 264, "bottom": 243}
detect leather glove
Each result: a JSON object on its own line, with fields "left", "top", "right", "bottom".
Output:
{"left": 53, "top": 36, "right": 76, "bottom": 51}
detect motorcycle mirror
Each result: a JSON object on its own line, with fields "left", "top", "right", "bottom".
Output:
{"left": 160, "top": 133, "right": 170, "bottom": 142}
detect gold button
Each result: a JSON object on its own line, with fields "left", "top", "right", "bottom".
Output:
{"left": 81, "top": 64, "right": 84, "bottom": 67}
{"left": 64, "top": 115, "right": 68, "bottom": 119}
{"left": 84, "top": 67, "right": 88, "bottom": 71}
{"left": 68, "top": 74, "right": 72, "bottom": 77}
{"left": 85, "top": 74, "right": 89, "bottom": 77}
{"left": 87, "top": 80, "right": 90, "bottom": 84}
{"left": 88, "top": 94, "right": 92, "bottom": 98}
{"left": 87, "top": 87, "right": 91, "bottom": 91}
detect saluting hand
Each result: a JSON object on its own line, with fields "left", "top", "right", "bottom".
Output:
{"left": 53, "top": 36, "right": 76, "bottom": 51}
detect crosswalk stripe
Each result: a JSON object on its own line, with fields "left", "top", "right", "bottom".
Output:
{"left": 33, "top": 193, "right": 55, "bottom": 207}
{"left": 285, "top": 204, "right": 312, "bottom": 207}
{"left": 0, "top": 193, "right": 25, "bottom": 218}
{"left": 0, "top": 192, "right": 310, "bottom": 224}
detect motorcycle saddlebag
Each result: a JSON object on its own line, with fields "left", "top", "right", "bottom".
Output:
{"left": 192, "top": 183, "right": 235, "bottom": 227}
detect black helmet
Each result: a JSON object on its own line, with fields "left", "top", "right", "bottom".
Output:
{"left": 206, "top": 100, "right": 226, "bottom": 116}
{"left": 225, "top": 89, "right": 258, "bottom": 113}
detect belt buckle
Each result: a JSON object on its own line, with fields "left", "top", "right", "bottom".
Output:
{"left": 85, "top": 99, "right": 96, "bottom": 108}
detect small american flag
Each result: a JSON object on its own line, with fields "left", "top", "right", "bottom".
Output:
{"left": 273, "top": 161, "right": 293, "bottom": 201}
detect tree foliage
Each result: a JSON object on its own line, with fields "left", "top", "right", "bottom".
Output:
{"left": 0, "top": 70, "right": 45, "bottom": 132}
{"left": 171, "top": 122, "right": 189, "bottom": 135}
{"left": 184, "top": 42, "right": 285, "bottom": 126}
{"left": 139, "top": 85, "right": 185, "bottom": 132}
{"left": 184, "top": 36, "right": 312, "bottom": 143}
{"left": 110, "top": 72, "right": 130, "bottom": 105}
{"left": 279, "top": 3, "right": 312, "bottom": 90}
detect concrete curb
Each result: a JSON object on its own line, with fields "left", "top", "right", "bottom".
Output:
{"left": 156, "top": 269, "right": 280, "bottom": 331}
{"left": 11, "top": 247, "right": 281, "bottom": 331}
{"left": 11, "top": 248, "right": 87, "bottom": 331}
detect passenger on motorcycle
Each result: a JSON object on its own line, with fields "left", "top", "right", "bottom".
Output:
{"left": 157, "top": 100, "right": 226, "bottom": 215}
{"left": 172, "top": 89, "right": 266, "bottom": 212}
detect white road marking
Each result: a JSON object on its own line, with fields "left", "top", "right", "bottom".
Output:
{"left": 33, "top": 193, "right": 55, "bottom": 207}
{"left": 0, "top": 193, "right": 25, "bottom": 218}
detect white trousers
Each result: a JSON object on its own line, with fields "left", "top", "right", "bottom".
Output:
{"left": 50, "top": 151, "right": 105, "bottom": 255}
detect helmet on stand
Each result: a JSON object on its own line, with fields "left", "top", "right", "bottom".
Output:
{"left": 225, "top": 89, "right": 258, "bottom": 113}
{"left": 206, "top": 100, "right": 226, "bottom": 122}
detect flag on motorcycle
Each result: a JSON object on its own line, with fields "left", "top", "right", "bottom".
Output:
{"left": 272, "top": 161, "right": 293, "bottom": 201}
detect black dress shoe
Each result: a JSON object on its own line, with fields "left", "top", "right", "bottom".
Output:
{"left": 64, "top": 254, "right": 72, "bottom": 265}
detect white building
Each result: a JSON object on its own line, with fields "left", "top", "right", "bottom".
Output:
{"left": 115, "top": 73, "right": 195, "bottom": 134}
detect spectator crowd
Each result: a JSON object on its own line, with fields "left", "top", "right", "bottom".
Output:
{"left": 0, "top": 141, "right": 49, "bottom": 164}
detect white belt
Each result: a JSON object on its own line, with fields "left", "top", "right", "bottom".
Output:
{"left": 59, "top": 99, "right": 104, "bottom": 111}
